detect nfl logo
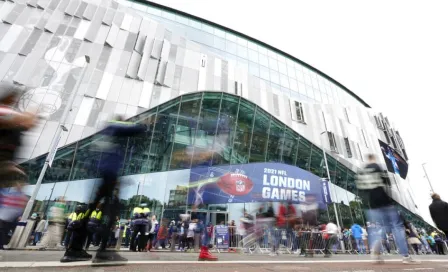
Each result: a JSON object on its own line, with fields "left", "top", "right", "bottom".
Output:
{"left": 236, "top": 180, "right": 245, "bottom": 193}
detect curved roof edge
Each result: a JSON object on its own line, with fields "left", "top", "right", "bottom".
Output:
{"left": 134, "top": 0, "right": 371, "bottom": 108}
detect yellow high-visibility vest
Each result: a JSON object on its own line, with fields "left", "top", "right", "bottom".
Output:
{"left": 69, "top": 212, "right": 84, "bottom": 221}
{"left": 91, "top": 210, "right": 102, "bottom": 220}
{"left": 123, "top": 225, "right": 128, "bottom": 237}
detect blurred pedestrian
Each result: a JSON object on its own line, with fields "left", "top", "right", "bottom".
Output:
{"left": 0, "top": 83, "right": 37, "bottom": 249}
{"left": 33, "top": 215, "right": 47, "bottom": 245}
{"left": 61, "top": 116, "right": 146, "bottom": 262}
{"left": 356, "top": 154, "right": 419, "bottom": 264}
{"left": 351, "top": 223, "right": 364, "bottom": 253}
{"left": 429, "top": 193, "right": 448, "bottom": 237}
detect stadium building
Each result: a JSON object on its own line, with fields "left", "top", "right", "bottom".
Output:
{"left": 1, "top": 0, "right": 428, "bottom": 229}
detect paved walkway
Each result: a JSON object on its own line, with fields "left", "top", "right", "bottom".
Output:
{"left": 1, "top": 250, "right": 448, "bottom": 268}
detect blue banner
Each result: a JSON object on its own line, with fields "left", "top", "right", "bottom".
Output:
{"left": 188, "top": 162, "right": 331, "bottom": 208}
{"left": 215, "top": 225, "right": 229, "bottom": 250}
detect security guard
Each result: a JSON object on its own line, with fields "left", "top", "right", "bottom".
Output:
{"left": 64, "top": 206, "right": 82, "bottom": 249}
{"left": 85, "top": 205, "right": 102, "bottom": 249}
{"left": 63, "top": 205, "right": 89, "bottom": 257}
{"left": 123, "top": 220, "right": 131, "bottom": 248}
{"left": 130, "top": 203, "right": 150, "bottom": 252}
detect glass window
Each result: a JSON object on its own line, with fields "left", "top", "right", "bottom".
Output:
{"left": 188, "top": 93, "right": 222, "bottom": 168}
{"left": 231, "top": 99, "right": 254, "bottom": 164}
{"left": 309, "top": 144, "right": 324, "bottom": 178}
{"left": 249, "top": 107, "right": 270, "bottom": 163}
{"left": 175, "top": 14, "right": 189, "bottom": 25}
{"left": 296, "top": 138, "right": 312, "bottom": 171}
{"left": 214, "top": 94, "right": 238, "bottom": 165}
{"left": 214, "top": 28, "right": 225, "bottom": 38}
{"left": 267, "top": 49, "right": 277, "bottom": 58}
{"left": 248, "top": 61, "right": 259, "bottom": 76}
{"left": 201, "top": 23, "right": 214, "bottom": 34}
{"left": 213, "top": 36, "right": 225, "bottom": 51}
{"left": 237, "top": 44, "right": 247, "bottom": 58}
{"left": 270, "top": 70, "right": 280, "bottom": 85}
{"left": 268, "top": 57, "right": 278, "bottom": 71}
{"left": 289, "top": 78, "right": 298, "bottom": 92}
{"left": 258, "top": 53, "right": 268, "bottom": 67}
{"left": 280, "top": 74, "right": 289, "bottom": 88}
{"left": 150, "top": 99, "right": 180, "bottom": 172}
{"left": 248, "top": 49, "right": 258, "bottom": 63}
{"left": 278, "top": 61, "right": 287, "bottom": 75}
{"left": 225, "top": 32, "right": 237, "bottom": 42}
{"left": 266, "top": 120, "right": 284, "bottom": 162}
{"left": 282, "top": 130, "right": 299, "bottom": 166}
{"left": 225, "top": 40, "right": 237, "bottom": 55}
{"left": 248, "top": 40, "right": 258, "bottom": 51}
{"left": 259, "top": 65, "right": 270, "bottom": 81}
{"left": 237, "top": 36, "right": 247, "bottom": 47}
{"left": 189, "top": 19, "right": 202, "bottom": 29}
{"left": 258, "top": 45, "right": 268, "bottom": 55}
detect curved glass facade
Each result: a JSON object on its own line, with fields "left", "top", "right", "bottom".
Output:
{"left": 18, "top": 92, "right": 426, "bottom": 229}
{"left": 117, "top": 0, "right": 369, "bottom": 108}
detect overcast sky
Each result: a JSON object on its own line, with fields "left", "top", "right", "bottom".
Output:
{"left": 152, "top": 0, "right": 447, "bottom": 225}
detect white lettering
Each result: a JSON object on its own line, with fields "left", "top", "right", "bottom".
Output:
{"left": 262, "top": 187, "right": 270, "bottom": 199}
{"left": 287, "top": 178, "right": 295, "bottom": 188}
{"left": 295, "top": 179, "right": 302, "bottom": 189}
{"left": 271, "top": 176, "right": 278, "bottom": 186}
{"left": 280, "top": 189, "right": 292, "bottom": 200}
{"left": 271, "top": 188, "right": 279, "bottom": 199}
{"left": 303, "top": 180, "right": 310, "bottom": 191}
{"left": 299, "top": 191, "right": 306, "bottom": 202}
{"left": 263, "top": 174, "right": 269, "bottom": 186}
{"left": 279, "top": 176, "right": 287, "bottom": 188}
{"left": 292, "top": 190, "right": 299, "bottom": 201}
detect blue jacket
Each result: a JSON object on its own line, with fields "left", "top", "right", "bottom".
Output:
{"left": 351, "top": 224, "right": 363, "bottom": 239}
{"left": 97, "top": 121, "right": 146, "bottom": 174}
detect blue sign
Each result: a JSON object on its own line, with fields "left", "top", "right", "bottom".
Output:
{"left": 215, "top": 225, "right": 229, "bottom": 250}
{"left": 188, "top": 162, "right": 331, "bottom": 208}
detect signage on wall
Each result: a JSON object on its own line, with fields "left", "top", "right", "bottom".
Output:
{"left": 378, "top": 140, "right": 408, "bottom": 179}
{"left": 188, "top": 162, "right": 331, "bottom": 208}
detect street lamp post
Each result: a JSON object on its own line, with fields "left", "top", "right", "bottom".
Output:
{"left": 422, "top": 163, "right": 434, "bottom": 194}
{"left": 20, "top": 56, "right": 91, "bottom": 222}
{"left": 320, "top": 131, "right": 344, "bottom": 252}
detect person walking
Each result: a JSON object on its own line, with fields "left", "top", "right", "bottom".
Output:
{"left": 351, "top": 223, "right": 364, "bottom": 253}
{"left": 33, "top": 215, "right": 47, "bottom": 246}
{"left": 147, "top": 215, "right": 158, "bottom": 251}
{"left": 323, "top": 222, "right": 339, "bottom": 257}
{"left": 61, "top": 116, "right": 146, "bottom": 262}
{"left": 355, "top": 154, "right": 419, "bottom": 264}
{"left": 0, "top": 83, "right": 37, "bottom": 250}
{"left": 429, "top": 193, "right": 448, "bottom": 237}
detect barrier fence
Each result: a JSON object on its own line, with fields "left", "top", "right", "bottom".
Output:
{"left": 32, "top": 224, "right": 448, "bottom": 256}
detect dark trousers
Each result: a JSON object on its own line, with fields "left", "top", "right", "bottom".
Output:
{"left": 85, "top": 225, "right": 99, "bottom": 249}
{"left": 124, "top": 234, "right": 130, "bottom": 247}
{"left": 130, "top": 224, "right": 147, "bottom": 251}
{"left": 64, "top": 230, "right": 73, "bottom": 248}
{"left": 67, "top": 172, "right": 119, "bottom": 252}
{"left": 324, "top": 235, "right": 336, "bottom": 254}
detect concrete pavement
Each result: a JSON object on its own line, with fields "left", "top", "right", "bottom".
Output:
{"left": 1, "top": 250, "right": 448, "bottom": 270}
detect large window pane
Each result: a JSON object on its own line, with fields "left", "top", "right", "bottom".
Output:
{"left": 282, "top": 129, "right": 299, "bottom": 166}
{"left": 169, "top": 93, "right": 202, "bottom": 170}
{"left": 266, "top": 120, "right": 284, "bottom": 162}
{"left": 122, "top": 114, "right": 156, "bottom": 176}
{"left": 190, "top": 93, "right": 221, "bottom": 167}
{"left": 309, "top": 144, "right": 324, "bottom": 178}
{"left": 216, "top": 94, "right": 239, "bottom": 164}
{"left": 296, "top": 138, "right": 311, "bottom": 170}
{"left": 231, "top": 99, "right": 254, "bottom": 164}
{"left": 150, "top": 99, "right": 180, "bottom": 172}
{"left": 249, "top": 108, "right": 270, "bottom": 163}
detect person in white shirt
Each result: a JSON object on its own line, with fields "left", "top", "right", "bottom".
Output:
{"left": 324, "top": 222, "right": 338, "bottom": 257}
{"left": 362, "top": 227, "right": 368, "bottom": 254}
{"left": 147, "top": 216, "right": 158, "bottom": 251}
